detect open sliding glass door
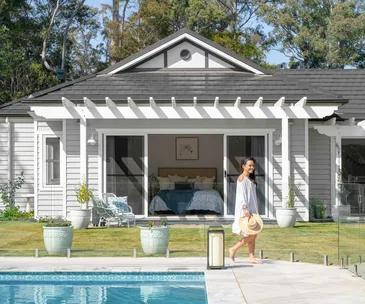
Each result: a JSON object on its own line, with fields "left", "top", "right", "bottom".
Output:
{"left": 105, "top": 135, "right": 146, "bottom": 215}
{"left": 224, "top": 135, "right": 267, "bottom": 216}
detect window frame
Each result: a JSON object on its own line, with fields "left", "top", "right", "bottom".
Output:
{"left": 40, "top": 133, "right": 63, "bottom": 190}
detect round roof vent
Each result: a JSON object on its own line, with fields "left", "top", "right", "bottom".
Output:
{"left": 180, "top": 49, "right": 191, "bottom": 60}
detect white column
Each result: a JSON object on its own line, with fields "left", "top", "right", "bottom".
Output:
{"left": 6, "top": 118, "right": 12, "bottom": 181}
{"left": 144, "top": 135, "right": 149, "bottom": 217}
{"left": 62, "top": 120, "right": 67, "bottom": 218}
{"left": 80, "top": 117, "right": 87, "bottom": 183}
{"left": 304, "top": 119, "right": 309, "bottom": 221}
{"left": 34, "top": 120, "right": 38, "bottom": 218}
{"left": 282, "top": 117, "right": 290, "bottom": 207}
{"left": 335, "top": 133, "right": 342, "bottom": 207}
{"left": 98, "top": 131, "right": 103, "bottom": 197}
{"left": 223, "top": 134, "right": 227, "bottom": 216}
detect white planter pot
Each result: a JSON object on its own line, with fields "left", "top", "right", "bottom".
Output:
{"left": 276, "top": 207, "right": 297, "bottom": 228}
{"left": 43, "top": 226, "right": 73, "bottom": 255}
{"left": 140, "top": 227, "right": 170, "bottom": 254}
{"left": 70, "top": 209, "right": 91, "bottom": 229}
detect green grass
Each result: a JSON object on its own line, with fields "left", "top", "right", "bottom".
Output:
{"left": 0, "top": 221, "right": 345, "bottom": 264}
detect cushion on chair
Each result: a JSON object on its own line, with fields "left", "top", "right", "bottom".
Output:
{"left": 109, "top": 196, "right": 129, "bottom": 213}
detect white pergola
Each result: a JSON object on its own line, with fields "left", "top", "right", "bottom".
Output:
{"left": 315, "top": 118, "right": 365, "bottom": 211}
{"left": 29, "top": 95, "right": 339, "bottom": 212}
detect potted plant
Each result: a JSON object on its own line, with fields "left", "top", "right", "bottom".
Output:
{"left": 42, "top": 217, "right": 73, "bottom": 255}
{"left": 276, "top": 181, "right": 299, "bottom": 228}
{"left": 140, "top": 219, "right": 170, "bottom": 254}
{"left": 70, "top": 179, "right": 93, "bottom": 229}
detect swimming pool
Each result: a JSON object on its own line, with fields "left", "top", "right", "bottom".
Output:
{"left": 0, "top": 272, "right": 207, "bottom": 304}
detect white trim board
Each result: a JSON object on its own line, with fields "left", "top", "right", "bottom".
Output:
{"left": 31, "top": 105, "right": 338, "bottom": 120}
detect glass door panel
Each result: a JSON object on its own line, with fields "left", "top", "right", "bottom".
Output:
{"left": 106, "top": 136, "right": 144, "bottom": 215}
{"left": 226, "top": 136, "right": 266, "bottom": 216}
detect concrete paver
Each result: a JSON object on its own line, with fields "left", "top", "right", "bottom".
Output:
{"left": 0, "top": 257, "right": 364, "bottom": 303}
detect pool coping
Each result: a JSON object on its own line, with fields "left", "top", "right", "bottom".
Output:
{"left": 0, "top": 257, "right": 243, "bottom": 303}
{"left": 1, "top": 257, "right": 365, "bottom": 304}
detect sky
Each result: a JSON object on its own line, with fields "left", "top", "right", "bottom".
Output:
{"left": 85, "top": 0, "right": 289, "bottom": 65}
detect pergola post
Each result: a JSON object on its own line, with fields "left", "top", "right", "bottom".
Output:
{"left": 80, "top": 116, "right": 88, "bottom": 199}
{"left": 335, "top": 133, "right": 342, "bottom": 207}
{"left": 282, "top": 116, "right": 290, "bottom": 207}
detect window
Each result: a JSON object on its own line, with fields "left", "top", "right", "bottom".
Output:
{"left": 45, "top": 137, "right": 60, "bottom": 185}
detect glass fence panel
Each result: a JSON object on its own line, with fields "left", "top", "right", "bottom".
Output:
{"left": 0, "top": 182, "right": 344, "bottom": 268}
{"left": 338, "top": 183, "right": 365, "bottom": 277}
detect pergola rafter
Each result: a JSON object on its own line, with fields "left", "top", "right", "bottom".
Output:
{"left": 38, "top": 96, "right": 337, "bottom": 120}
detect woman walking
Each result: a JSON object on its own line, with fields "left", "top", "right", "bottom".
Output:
{"left": 229, "top": 157, "right": 263, "bottom": 264}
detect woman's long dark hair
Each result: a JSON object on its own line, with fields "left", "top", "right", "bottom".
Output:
{"left": 240, "top": 157, "right": 257, "bottom": 185}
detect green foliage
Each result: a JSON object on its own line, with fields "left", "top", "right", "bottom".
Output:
{"left": 105, "top": 0, "right": 274, "bottom": 67}
{"left": 0, "top": 206, "right": 34, "bottom": 221}
{"left": 148, "top": 219, "right": 168, "bottom": 229}
{"left": 286, "top": 180, "right": 299, "bottom": 208}
{"left": 75, "top": 179, "right": 93, "bottom": 205}
{"left": 309, "top": 197, "right": 326, "bottom": 220}
{"left": 0, "top": 0, "right": 106, "bottom": 104}
{"left": 0, "top": 172, "right": 26, "bottom": 209}
{"left": 259, "top": 0, "right": 365, "bottom": 68}
{"left": 41, "top": 216, "right": 72, "bottom": 227}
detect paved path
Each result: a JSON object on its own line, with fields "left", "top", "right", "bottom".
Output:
{"left": 0, "top": 257, "right": 364, "bottom": 303}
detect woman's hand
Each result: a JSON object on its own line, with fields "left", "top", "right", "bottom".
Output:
{"left": 242, "top": 206, "right": 250, "bottom": 217}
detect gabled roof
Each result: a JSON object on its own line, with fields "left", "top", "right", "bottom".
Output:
{"left": 275, "top": 69, "right": 365, "bottom": 119}
{"left": 98, "top": 28, "right": 269, "bottom": 75}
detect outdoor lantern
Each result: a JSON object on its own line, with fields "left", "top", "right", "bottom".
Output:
{"left": 207, "top": 221, "right": 225, "bottom": 269}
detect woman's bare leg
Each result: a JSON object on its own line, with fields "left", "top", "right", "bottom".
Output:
{"left": 248, "top": 235, "right": 263, "bottom": 264}
{"left": 229, "top": 235, "right": 256, "bottom": 262}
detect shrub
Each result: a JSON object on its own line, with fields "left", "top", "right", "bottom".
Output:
{"left": 310, "top": 198, "right": 325, "bottom": 220}
{"left": 0, "top": 172, "right": 26, "bottom": 209}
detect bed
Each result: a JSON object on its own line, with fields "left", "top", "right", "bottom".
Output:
{"left": 149, "top": 168, "right": 224, "bottom": 215}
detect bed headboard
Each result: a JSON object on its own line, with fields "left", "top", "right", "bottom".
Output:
{"left": 158, "top": 168, "right": 217, "bottom": 179}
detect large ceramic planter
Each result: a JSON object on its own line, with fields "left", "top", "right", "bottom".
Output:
{"left": 43, "top": 226, "right": 73, "bottom": 255}
{"left": 70, "top": 209, "right": 91, "bottom": 229}
{"left": 276, "top": 207, "right": 297, "bottom": 228}
{"left": 140, "top": 227, "right": 170, "bottom": 254}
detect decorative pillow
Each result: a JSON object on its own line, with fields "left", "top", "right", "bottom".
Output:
{"left": 158, "top": 177, "right": 174, "bottom": 190}
{"left": 168, "top": 175, "right": 188, "bottom": 183}
{"left": 194, "top": 176, "right": 215, "bottom": 190}
{"left": 175, "top": 182, "right": 193, "bottom": 190}
{"left": 109, "top": 196, "right": 129, "bottom": 213}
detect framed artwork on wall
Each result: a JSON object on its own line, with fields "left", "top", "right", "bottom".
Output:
{"left": 176, "top": 137, "right": 199, "bottom": 160}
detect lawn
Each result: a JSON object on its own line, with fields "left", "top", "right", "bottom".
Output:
{"left": 0, "top": 221, "right": 345, "bottom": 265}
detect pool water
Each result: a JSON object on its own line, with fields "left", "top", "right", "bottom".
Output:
{"left": 0, "top": 272, "right": 207, "bottom": 304}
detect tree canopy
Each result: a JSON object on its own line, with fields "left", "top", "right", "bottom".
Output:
{"left": 0, "top": 0, "right": 364, "bottom": 104}
{"left": 260, "top": 0, "right": 365, "bottom": 68}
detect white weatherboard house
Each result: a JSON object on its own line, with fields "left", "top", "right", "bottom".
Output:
{"left": 1, "top": 29, "right": 365, "bottom": 221}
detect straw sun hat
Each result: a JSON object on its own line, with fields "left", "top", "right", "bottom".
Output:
{"left": 239, "top": 214, "right": 264, "bottom": 235}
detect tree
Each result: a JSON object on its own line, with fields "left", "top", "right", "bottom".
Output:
{"left": 260, "top": 0, "right": 365, "bottom": 68}
{"left": 104, "top": 0, "right": 274, "bottom": 67}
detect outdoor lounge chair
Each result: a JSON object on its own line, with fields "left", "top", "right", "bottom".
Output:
{"left": 91, "top": 196, "right": 124, "bottom": 228}
{"left": 102, "top": 193, "right": 136, "bottom": 228}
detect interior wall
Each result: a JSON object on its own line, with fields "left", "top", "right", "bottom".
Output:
{"left": 148, "top": 134, "right": 223, "bottom": 184}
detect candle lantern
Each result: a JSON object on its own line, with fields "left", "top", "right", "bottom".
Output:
{"left": 207, "top": 222, "right": 225, "bottom": 269}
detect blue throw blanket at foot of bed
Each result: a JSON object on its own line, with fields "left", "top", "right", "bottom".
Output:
{"left": 156, "top": 190, "right": 198, "bottom": 215}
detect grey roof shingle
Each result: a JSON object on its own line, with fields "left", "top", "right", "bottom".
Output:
{"left": 275, "top": 69, "right": 365, "bottom": 119}
{"left": 0, "top": 100, "right": 30, "bottom": 116}
{"left": 20, "top": 71, "right": 346, "bottom": 105}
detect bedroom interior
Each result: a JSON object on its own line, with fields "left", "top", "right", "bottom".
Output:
{"left": 105, "top": 133, "right": 267, "bottom": 217}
